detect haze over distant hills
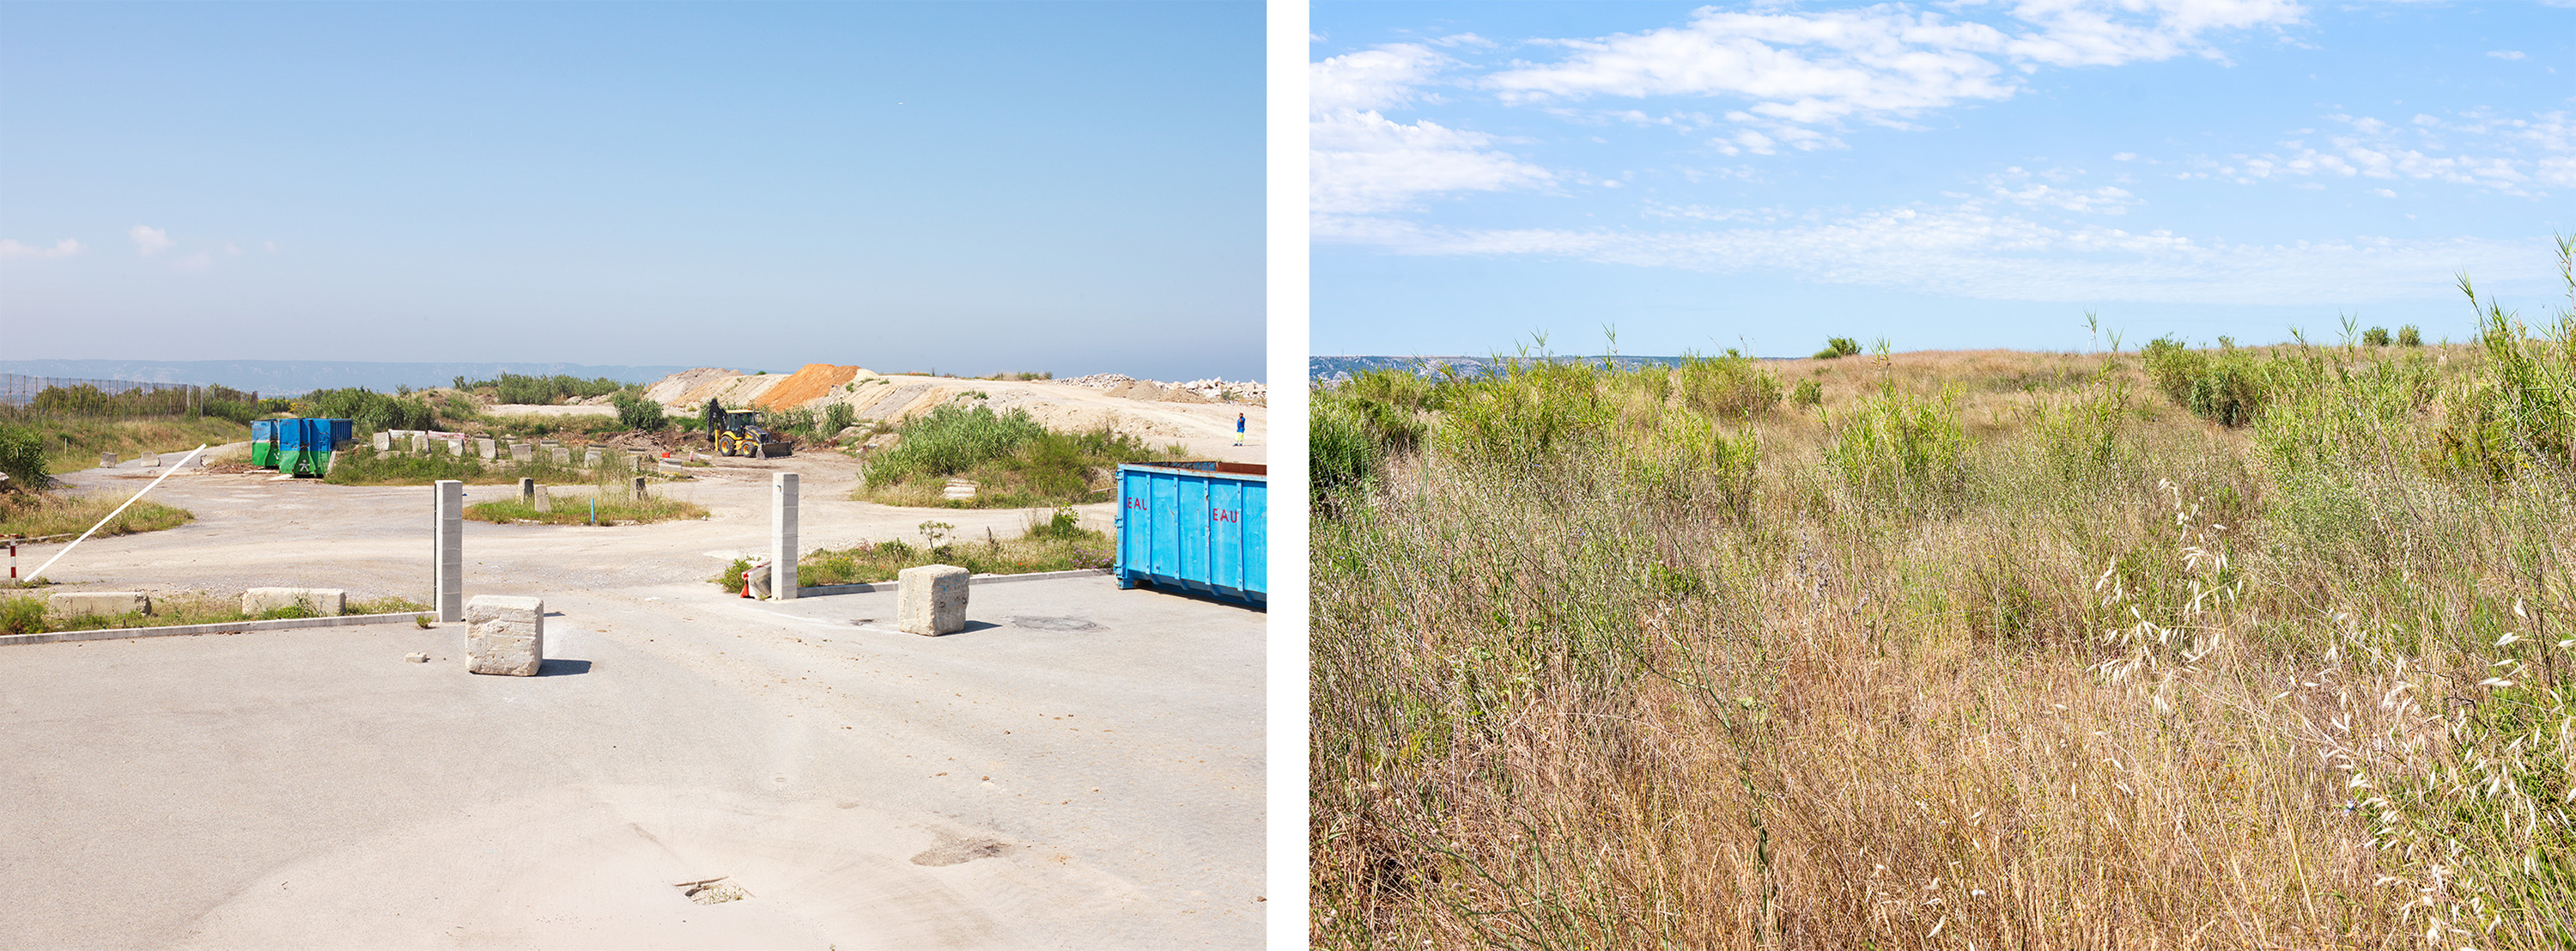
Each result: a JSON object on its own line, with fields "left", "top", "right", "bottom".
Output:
{"left": 0, "top": 360, "right": 694, "bottom": 396}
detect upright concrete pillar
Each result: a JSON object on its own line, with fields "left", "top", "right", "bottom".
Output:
{"left": 631, "top": 476, "right": 648, "bottom": 501}
{"left": 771, "top": 472, "right": 798, "bottom": 600}
{"left": 519, "top": 478, "right": 536, "bottom": 505}
{"left": 434, "top": 479, "right": 464, "bottom": 623}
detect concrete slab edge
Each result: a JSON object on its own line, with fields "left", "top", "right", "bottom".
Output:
{"left": 798, "top": 567, "right": 1110, "bottom": 598}
{"left": 0, "top": 612, "right": 427, "bottom": 648}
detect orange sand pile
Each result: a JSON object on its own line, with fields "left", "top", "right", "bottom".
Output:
{"left": 753, "top": 364, "right": 865, "bottom": 410}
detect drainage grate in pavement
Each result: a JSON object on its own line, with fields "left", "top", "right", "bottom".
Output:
{"left": 674, "top": 877, "right": 750, "bottom": 905}
{"left": 1006, "top": 615, "right": 1102, "bottom": 631}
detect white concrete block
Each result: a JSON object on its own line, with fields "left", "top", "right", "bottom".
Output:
{"left": 50, "top": 591, "right": 149, "bottom": 619}
{"left": 583, "top": 449, "right": 604, "bottom": 468}
{"left": 138, "top": 453, "right": 159, "bottom": 468}
{"left": 550, "top": 447, "right": 572, "bottom": 465}
{"left": 476, "top": 438, "right": 499, "bottom": 460}
{"left": 242, "top": 587, "right": 345, "bottom": 617}
{"left": 372, "top": 431, "right": 392, "bottom": 452}
{"left": 465, "top": 594, "right": 544, "bottom": 676}
{"left": 98, "top": 452, "right": 116, "bottom": 468}
{"left": 896, "top": 564, "right": 969, "bottom": 636}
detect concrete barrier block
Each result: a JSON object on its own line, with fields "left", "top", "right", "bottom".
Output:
{"left": 477, "top": 438, "right": 499, "bottom": 460}
{"left": 896, "top": 564, "right": 969, "bottom": 636}
{"left": 99, "top": 452, "right": 117, "bottom": 468}
{"left": 373, "top": 431, "right": 392, "bottom": 452}
{"left": 138, "top": 453, "right": 159, "bottom": 468}
{"left": 533, "top": 485, "right": 552, "bottom": 513}
{"left": 550, "top": 447, "right": 572, "bottom": 465}
{"left": 465, "top": 595, "right": 544, "bottom": 676}
{"left": 50, "top": 591, "right": 149, "bottom": 619}
{"left": 583, "top": 449, "right": 604, "bottom": 468}
{"left": 510, "top": 443, "right": 534, "bottom": 462}
{"left": 241, "top": 587, "right": 345, "bottom": 617}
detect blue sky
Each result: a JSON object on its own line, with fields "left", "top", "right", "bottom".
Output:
{"left": 1310, "top": 1, "right": 2576, "bottom": 358}
{"left": 1, "top": 3, "right": 1264, "bottom": 382}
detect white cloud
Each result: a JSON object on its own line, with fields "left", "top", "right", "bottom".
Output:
{"left": 0, "top": 238, "right": 83, "bottom": 259}
{"left": 1985, "top": 166, "right": 2141, "bottom": 213}
{"left": 1479, "top": 1, "right": 2302, "bottom": 129}
{"left": 2488, "top": 50, "right": 2525, "bottom": 60}
{"left": 2372, "top": 187, "right": 2397, "bottom": 198}
{"left": 2215, "top": 109, "right": 2574, "bottom": 194}
{"left": 1312, "top": 43, "right": 1450, "bottom": 113}
{"left": 1316, "top": 201, "right": 2534, "bottom": 305}
{"left": 129, "top": 225, "right": 173, "bottom": 256}
{"left": 1312, "top": 44, "right": 1556, "bottom": 214}
{"left": 1313, "top": 110, "right": 1557, "bottom": 214}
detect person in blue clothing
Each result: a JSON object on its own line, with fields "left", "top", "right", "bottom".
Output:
{"left": 1235, "top": 412, "right": 1245, "bottom": 446}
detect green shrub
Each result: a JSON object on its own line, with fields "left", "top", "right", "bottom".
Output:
{"left": 822, "top": 402, "right": 856, "bottom": 437}
{"left": 2397, "top": 325, "right": 2423, "bottom": 346}
{"left": 1826, "top": 386, "right": 1968, "bottom": 512}
{"left": 1024, "top": 506, "right": 1087, "bottom": 540}
{"left": 2142, "top": 335, "right": 2270, "bottom": 427}
{"left": 1674, "top": 352, "right": 1782, "bottom": 418}
{"left": 1, "top": 594, "right": 44, "bottom": 636}
{"left": 1790, "top": 379, "right": 1823, "bottom": 406}
{"left": 298, "top": 387, "right": 439, "bottom": 433}
{"left": 2431, "top": 253, "right": 2576, "bottom": 483}
{"left": 1312, "top": 382, "right": 1429, "bottom": 503}
{"left": 458, "top": 374, "right": 626, "bottom": 405}
{"left": 865, "top": 405, "right": 1049, "bottom": 488}
{"left": 611, "top": 392, "right": 667, "bottom": 431}
{"left": 1814, "top": 337, "right": 1862, "bottom": 360}
{"left": 2033, "top": 377, "right": 2135, "bottom": 485}
{"left": 1437, "top": 361, "right": 1612, "bottom": 472}
{"left": 2362, "top": 326, "right": 2392, "bottom": 347}
{"left": 0, "top": 424, "right": 51, "bottom": 491}
{"left": 1622, "top": 418, "right": 1760, "bottom": 518}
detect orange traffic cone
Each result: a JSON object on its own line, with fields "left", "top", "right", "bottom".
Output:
{"left": 740, "top": 570, "right": 755, "bottom": 598}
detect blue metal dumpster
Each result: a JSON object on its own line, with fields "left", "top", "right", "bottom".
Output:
{"left": 1115, "top": 462, "right": 1267, "bottom": 607}
{"left": 250, "top": 420, "right": 279, "bottom": 470}
{"left": 278, "top": 418, "right": 355, "bottom": 477}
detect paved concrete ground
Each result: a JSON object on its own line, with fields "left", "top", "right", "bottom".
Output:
{"left": 2, "top": 452, "right": 1264, "bottom": 949}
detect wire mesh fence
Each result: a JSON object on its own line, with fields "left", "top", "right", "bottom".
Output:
{"left": 0, "top": 375, "right": 265, "bottom": 423}
{"left": 1, "top": 374, "right": 202, "bottom": 405}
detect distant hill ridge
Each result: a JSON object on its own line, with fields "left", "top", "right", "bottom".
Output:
{"left": 0, "top": 360, "right": 693, "bottom": 397}
{"left": 1309, "top": 354, "right": 1783, "bottom": 384}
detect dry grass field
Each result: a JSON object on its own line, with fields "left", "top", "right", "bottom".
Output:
{"left": 1310, "top": 243, "right": 2576, "bottom": 949}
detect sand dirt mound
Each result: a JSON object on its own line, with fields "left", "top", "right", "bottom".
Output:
{"left": 642, "top": 369, "right": 739, "bottom": 405}
{"left": 754, "top": 364, "right": 866, "bottom": 410}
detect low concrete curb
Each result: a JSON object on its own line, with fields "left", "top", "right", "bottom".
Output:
{"left": 799, "top": 567, "right": 1110, "bottom": 598}
{"left": 0, "top": 612, "right": 428, "bottom": 648}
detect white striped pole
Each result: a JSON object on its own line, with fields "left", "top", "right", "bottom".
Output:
{"left": 27, "top": 443, "right": 206, "bottom": 582}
